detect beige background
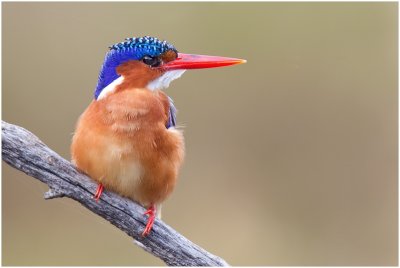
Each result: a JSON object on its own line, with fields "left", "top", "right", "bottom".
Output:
{"left": 2, "top": 2, "right": 397, "bottom": 266}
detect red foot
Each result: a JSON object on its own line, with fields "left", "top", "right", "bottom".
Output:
{"left": 93, "top": 183, "right": 104, "bottom": 202}
{"left": 142, "top": 204, "right": 156, "bottom": 236}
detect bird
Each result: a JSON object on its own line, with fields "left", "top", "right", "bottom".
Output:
{"left": 71, "top": 36, "right": 245, "bottom": 236}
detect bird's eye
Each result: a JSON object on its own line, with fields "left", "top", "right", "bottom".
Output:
{"left": 142, "top": 55, "right": 161, "bottom": 68}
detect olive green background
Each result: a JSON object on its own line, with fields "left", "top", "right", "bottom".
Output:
{"left": 2, "top": 2, "right": 398, "bottom": 266}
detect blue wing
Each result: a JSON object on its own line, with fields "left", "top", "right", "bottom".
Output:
{"left": 166, "top": 96, "right": 177, "bottom": 129}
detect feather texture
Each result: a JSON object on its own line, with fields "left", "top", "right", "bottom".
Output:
{"left": 71, "top": 87, "right": 184, "bottom": 207}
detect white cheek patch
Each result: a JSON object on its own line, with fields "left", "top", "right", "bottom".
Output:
{"left": 147, "top": 70, "right": 186, "bottom": 91}
{"left": 97, "top": 76, "right": 124, "bottom": 100}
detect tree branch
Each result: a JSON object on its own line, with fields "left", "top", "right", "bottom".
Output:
{"left": 2, "top": 120, "right": 229, "bottom": 266}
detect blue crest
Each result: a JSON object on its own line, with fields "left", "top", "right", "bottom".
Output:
{"left": 94, "top": 36, "right": 178, "bottom": 99}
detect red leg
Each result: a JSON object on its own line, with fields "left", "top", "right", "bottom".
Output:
{"left": 142, "top": 204, "right": 156, "bottom": 237}
{"left": 93, "top": 183, "right": 104, "bottom": 202}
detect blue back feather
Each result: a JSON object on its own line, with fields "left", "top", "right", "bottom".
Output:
{"left": 166, "top": 97, "right": 177, "bottom": 129}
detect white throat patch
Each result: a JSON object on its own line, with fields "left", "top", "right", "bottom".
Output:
{"left": 147, "top": 70, "right": 186, "bottom": 91}
{"left": 97, "top": 76, "right": 124, "bottom": 100}
{"left": 96, "top": 69, "right": 185, "bottom": 100}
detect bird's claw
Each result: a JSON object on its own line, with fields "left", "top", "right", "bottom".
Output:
{"left": 93, "top": 183, "right": 104, "bottom": 202}
{"left": 142, "top": 205, "right": 156, "bottom": 236}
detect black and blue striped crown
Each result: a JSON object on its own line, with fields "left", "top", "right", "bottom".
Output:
{"left": 108, "top": 36, "right": 177, "bottom": 59}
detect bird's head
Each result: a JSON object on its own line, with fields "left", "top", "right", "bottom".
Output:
{"left": 94, "top": 36, "right": 246, "bottom": 100}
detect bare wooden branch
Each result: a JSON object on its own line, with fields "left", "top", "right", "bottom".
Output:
{"left": 44, "top": 188, "right": 65, "bottom": 199}
{"left": 2, "top": 120, "right": 229, "bottom": 266}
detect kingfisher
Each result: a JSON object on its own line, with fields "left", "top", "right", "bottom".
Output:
{"left": 71, "top": 36, "right": 245, "bottom": 236}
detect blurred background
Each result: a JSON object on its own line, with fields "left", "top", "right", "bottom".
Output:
{"left": 2, "top": 2, "right": 397, "bottom": 266}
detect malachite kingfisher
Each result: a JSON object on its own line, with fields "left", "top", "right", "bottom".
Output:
{"left": 71, "top": 36, "right": 246, "bottom": 236}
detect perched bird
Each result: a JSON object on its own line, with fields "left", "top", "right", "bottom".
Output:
{"left": 71, "top": 36, "right": 245, "bottom": 236}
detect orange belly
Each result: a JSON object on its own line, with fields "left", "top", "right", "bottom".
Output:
{"left": 71, "top": 88, "right": 184, "bottom": 206}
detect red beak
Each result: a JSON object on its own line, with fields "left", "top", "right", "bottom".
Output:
{"left": 162, "top": 53, "right": 246, "bottom": 70}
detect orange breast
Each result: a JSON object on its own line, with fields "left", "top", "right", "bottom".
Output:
{"left": 71, "top": 88, "right": 184, "bottom": 206}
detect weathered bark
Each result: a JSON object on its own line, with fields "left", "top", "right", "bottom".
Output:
{"left": 2, "top": 120, "right": 228, "bottom": 266}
